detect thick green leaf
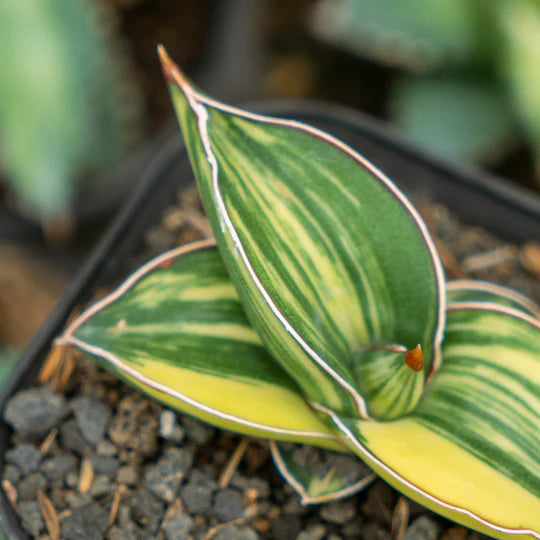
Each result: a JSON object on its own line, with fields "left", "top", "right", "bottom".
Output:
{"left": 61, "top": 242, "right": 343, "bottom": 450}
{"left": 321, "top": 306, "right": 540, "bottom": 538}
{"left": 311, "top": 0, "right": 482, "bottom": 71}
{"left": 391, "top": 75, "right": 516, "bottom": 164}
{"left": 270, "top": 441, "right": 375, "bottom": 503}
{"left": 447, "top": 279, "right": 540, "bottom": 318}
{"left": 160, "top": 47, "right": 445, "bottom": 420}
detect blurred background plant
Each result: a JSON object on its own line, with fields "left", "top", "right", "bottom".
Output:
{"left": 311, "top": 0, "right": 540, "bottom": 178}
{"left": 1, "top": 0, "right": 538, "bottom": 388}
{"left": 0, "top": 0, "right": 141, "bottom": 239}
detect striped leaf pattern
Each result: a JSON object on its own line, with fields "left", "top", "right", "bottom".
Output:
{"left": 270, "top": 441, "right": 375, "bottom": 504}
{"left": 324, "top": 306, "right": 540, "bottom": 538}
{"left": 60, "top": 242, "right": 343, "bottom": 450}
{"left": 352, "top": 347, "right": 424, "bottom": 420}
{"left": 160, "top": 47, "right": 445, "bottom": 419}
{"left": 447, "top": 279, "right": 540, "bottom": 318}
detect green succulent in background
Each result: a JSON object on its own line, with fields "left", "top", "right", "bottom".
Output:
{"left": 312, "top": 0, "right": 540, "bottom": 176}
{"left": 0, "top": 349, "right": 17, "bottom": 392}
{"left": 0, "top": 0, "right": 139, "bottom": 223}
{"left": 57, "top": 49, "right": 540, "bottom": 538}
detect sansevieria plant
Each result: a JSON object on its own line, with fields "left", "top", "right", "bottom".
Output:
{"left": 57, "top": 47, "right": 540, "bottom": 538}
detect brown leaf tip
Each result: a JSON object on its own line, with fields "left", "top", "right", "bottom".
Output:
{"left": 157, "top": 45, "right": 189, "bottom": 89}
{"left": 405, "top": 344, "right": 424, "bottom": 372}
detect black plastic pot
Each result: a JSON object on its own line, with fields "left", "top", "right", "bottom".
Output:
{"left": 1, "top": 101, "right": 539, "bottom": 538}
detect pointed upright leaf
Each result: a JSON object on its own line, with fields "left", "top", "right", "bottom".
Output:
{"left": 61, "top": 242, "right": 343, "bottom": 450}
{"left": 322, "top": 306, "right": 540, "bottom": 538}
{"left": 160, "top": 48, "right": 445, "bottom": 419}
{"left": 270, "top": 441, "right": 375, "bottom": 504}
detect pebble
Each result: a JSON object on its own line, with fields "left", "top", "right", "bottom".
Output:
{"left": 189, "top": 468, "right": 215, "bottom": 488}
{"left": 61, "top": 503, "right": 109, "bottom": 540}
{"left": 72, "top": 396, "right": 112, "bottom": 446}
{"left": 4, "top": 388, "right": 68, "bottom": 439}
{"left": 362, "top": 481, "right": 394, "bottom": 522}
{"left": 403, "top": 516, "right": 440, "bottom": 540}
{"left": 48, "top": 488, "right": 67, "bottom": 511}
{"left": 320, "top": 499, "right": 356, "bottom": 524}
{"left": 60, "top": 419, "right": 94, "bottom": 456}
{"left": 5, "top": 444, "right": 42, "bottom": 475}
{"left": 41, "top": 453, "right": 78, "bottom": 485}
{"left": 213, "top": 488, "right": 245, "bottom": 521}
{"left": 88, "top": 474, "right": 111, "bottom": 498}
{"left": 213, "top": 524, "right": 259, "bottom": 540}
{"left": 89, "top": 454, "right": 118, "bottom": 476}
{"left": 116, "top": 464, "right": 139, "bottom": 486}
{"left": 230, "top": 473, "right": 271, "bottom": 499}
{"left": 130, "top": 489, "right": 165, "bottom": 534}
{"left": 358, "top": 523, "right": 392, "bottom": 539}
{"left": 2, "top": 464, "right": 21, "bottom": 484}
{"left": 108, "top": 395, "right": 159, "bottom": 459}
{"left": 66, "top": 472, "right": 79, "bottom": 488}
{"left": 65, "top": 491, "right": 93, "bottom": 508}
{"left": 271, "top": 513, "right": 302, "bottom": 539}
{"left": 145, "top": 447, "right": 193, "bottom": 502}
{"left": 109, "top": 526, "right": 140, "bottom": 540}
{"left": 180, "top": 481, "right": 213, "bottom": 514}
{"left": 297, "top": 524, "right": 327, "bottom": 540}
{"left": 96, "top": 439, "right": 117, "bottom": 456}
{"left": 160, "top": 409, "right": 184, "bottom": 443}
{"left": 17, "top": 472, "right": 47, "bottom": 500}
{"left": 18, "top": 500, "right": 44, "bottom": 535}
{"left": 163, "top": 513, "right": 194, "bottom": 540}
{"left": 283, "top": 494, "right": 309, "bottom": 516}
{"left": 182, "top": 415, "right": 215, "bottom": 445}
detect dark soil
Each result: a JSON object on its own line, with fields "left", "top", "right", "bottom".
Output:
{"left": 2, "top": 183, "right": 538, "bottom": 539}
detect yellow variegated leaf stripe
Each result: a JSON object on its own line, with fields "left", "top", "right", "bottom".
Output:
{"left": 270, "top": 441, "right": 376, "bottom": 504}
{"left": 447, "top": 279, "right": 540, "bottom": 318}
{"left": 160, "top": 47, "right": 445, "bottom": 419}
{"left": 60, "top": 241, "right": 343, "bottom": 451}
{"left": 319, "top": 306, "right": 540, "bottom": 538}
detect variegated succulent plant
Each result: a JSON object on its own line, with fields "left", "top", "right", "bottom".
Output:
{"left": 57, "top": 48, "right": 540, "bottom": 538}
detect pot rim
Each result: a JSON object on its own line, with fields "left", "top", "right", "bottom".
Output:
{"left": 1, "top": 99, "right": 538, "bottom": 538}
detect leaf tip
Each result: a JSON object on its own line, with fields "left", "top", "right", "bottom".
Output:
{"left": 157, "top": 44, "right": 189, "bottom": 89}
{"left": 405, "top": 344, "right": 424, "bottom": 372}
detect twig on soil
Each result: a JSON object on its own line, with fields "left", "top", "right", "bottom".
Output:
{"left": 158, "top": 498, "right": 184, "bottom": 534}
{"left": 218, "top": 437, "right": 250, "bottom": 489}
{"left": 203, "top": 518, "right": 246, "bottom": 540}
{"left": 38, "top": 344, "right": 66, "bottom": 384}
{"left": 38, "top": 490, "right": 60, "bottom": 540}
{"left": 78, "top": 458, "right": 94, "bottom": 493}
{"left": 2, "top": 479, "right": 18, "bottom": 511}
{"left": 107, "top": 484, "right": 126, "bottom": 528}
{"left": 40, "top": 428, "right": 58, "bottom": 455}
{"left": 462, "top": 246, "right": 516, "bottom": 273}
{"left": 391, "top": 496, "right": 409, "bottom": 540}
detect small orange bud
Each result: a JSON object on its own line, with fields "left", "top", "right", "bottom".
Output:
{"left": 405, "top": 344, "right": 424, "bottom": 371}
{"left": 159, "top": 259, "right": 173, "bottom": 269}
